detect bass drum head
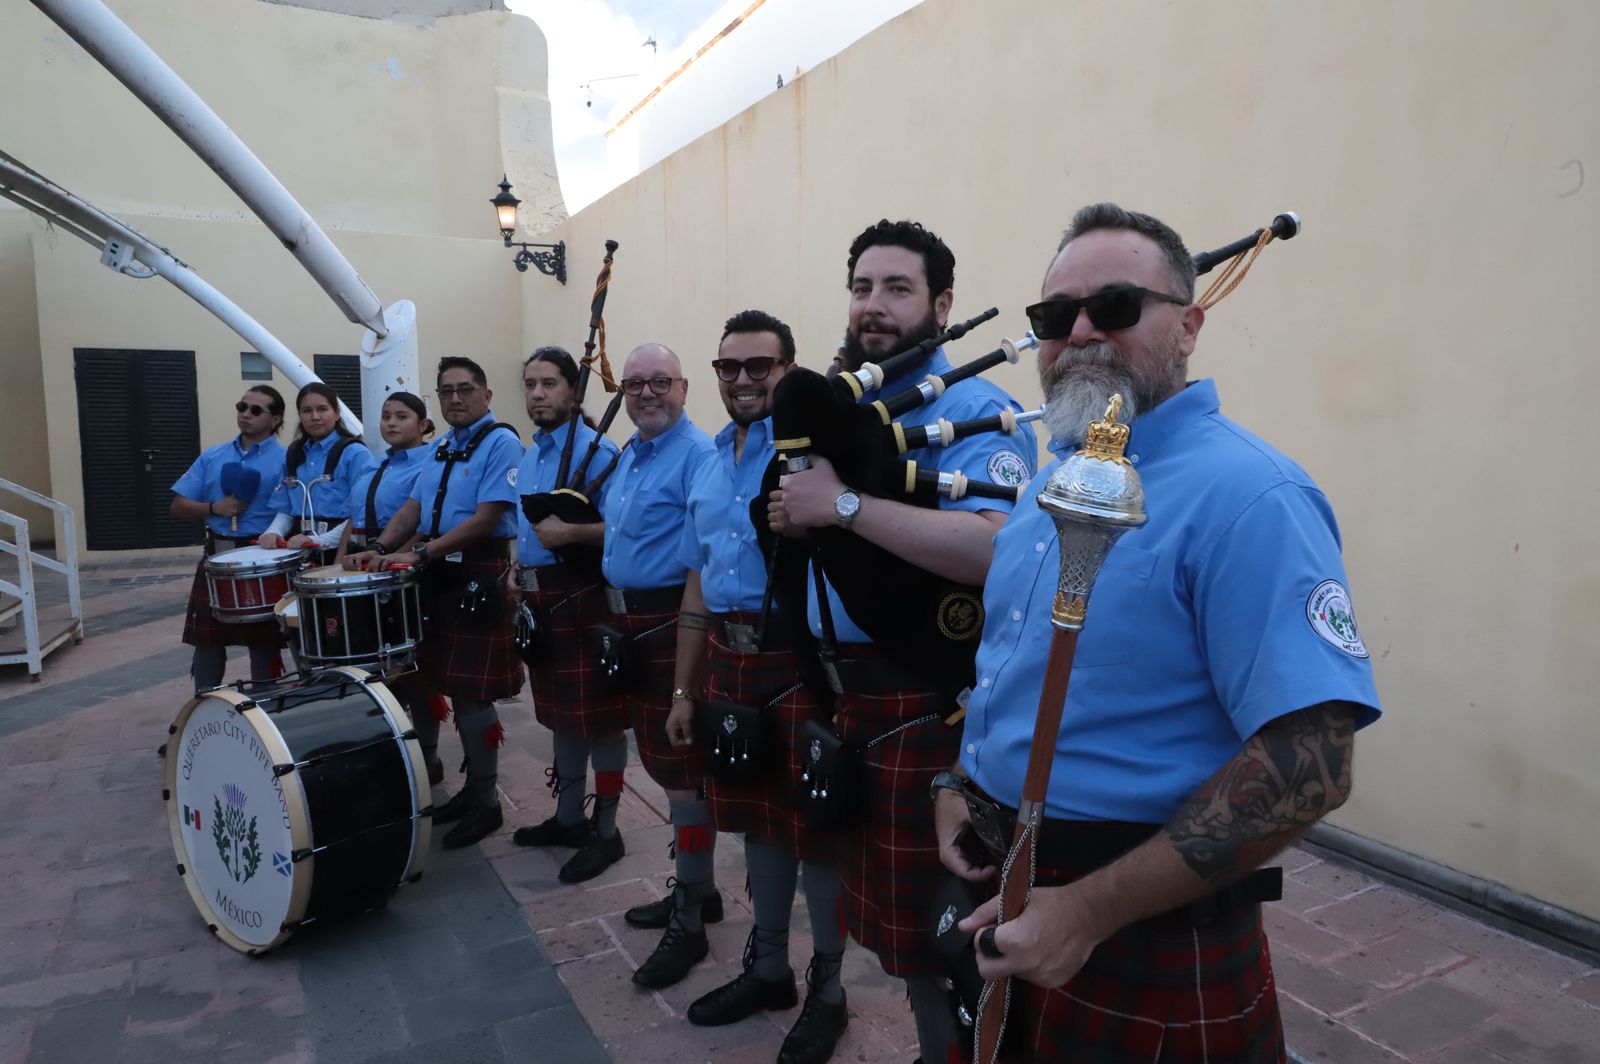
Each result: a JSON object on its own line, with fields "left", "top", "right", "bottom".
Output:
{"left": 164, "top": 689, "right": 312, "bottom": 954}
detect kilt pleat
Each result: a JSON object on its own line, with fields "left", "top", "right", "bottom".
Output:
{"left": 419, "top": 557, "right": 524, "bottom": 702}
{"left": 703, "top": 623, "right": 833, "bottom": 862}
{"left": 1002, "top": 857, "right": 1284, "bottom": 1063}
{"left": 613, "top": 605, "right": 706, "bottom": 792}
{"left": 523, "top": 570, "right": 628, "bottom": 737}
{"left": 180, "top": 553, "right": 286, "bottom": 650}
{"left": 834, "top": 674, "right": 961, "bottom": 978}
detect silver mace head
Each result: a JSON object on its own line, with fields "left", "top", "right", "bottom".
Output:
{"left": 1037, "top": 394, "right": 1148, "bottom": 631}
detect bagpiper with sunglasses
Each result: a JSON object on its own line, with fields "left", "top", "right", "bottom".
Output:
{"left": 661, "top": 310, "right": 851, "bottom": 1063}
{"left": 345, "top": 356, "right": 526, "bottom": 849}
{"left": 936, "top": 204, "right": 1381, "bottom": 1063}
{"left": 769, "top": 219, "right": 1035, "bottom": 1064}
{"left": 506, "top": 347, "right": 630, "bottom": 884}
{"left": 170, "top": 386, "right": 291, "bottom": 694}
{"left": 541, "top": 342, "right": 723, "bottom": 989}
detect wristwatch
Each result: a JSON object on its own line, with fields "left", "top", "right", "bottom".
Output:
{"left": 834, "top": 489, "right": 861, "bottom": 530}
{"left": 413, "top": 542, "right": 429, "bottom": 565}
{"left": 929, "top": 768, "right": 967, "bottom": 801}
{"left": 371, "top": 540, "right": 389, "bottom": 556}
{"left": 671, "top": 687, "right": 694, "bottom": 702}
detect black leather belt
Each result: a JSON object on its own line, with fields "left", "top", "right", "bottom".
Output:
{"left": 707, "top": 611, "right": 768, "bottom": 653}
{"left": 420, "top": 538, "right": 513, "bottom": 564}
{"left": 831, "top": 649, "right": 933, "bottom": 696}
{"left": 604, "top": 583, "right": 684, "bottom": 615}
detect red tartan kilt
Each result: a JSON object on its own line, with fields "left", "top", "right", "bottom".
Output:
{"left": 614, "top": 606, "right": 706, "bottom": 792}
{"left": 180, "top": 554, "right": 286, "bottom": 650}
{"left": 418, "top": 556, "right": 524, "bottom": 703}
{"left": 523, "top": 572, "right": 627, "bottom": 737}
{"left": 1001, "top": 858, "right": 1284, "bottom": 1063}
{"left": 834, "top": 672, "right": 961, "bottom": 978}
{"left": 702, "top": 623, "right": 833, "bottom": 863}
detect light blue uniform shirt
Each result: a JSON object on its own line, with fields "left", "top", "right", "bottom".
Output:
{"left": 808, "top": 347, "right": 1037, "bottom": 641}
{"left": 679, "top": 418, "right": 774, "bottom": 613}
{"left": 516, "top": 419, "right": 622, "bottom": 567}
{"left": 348, "top": 443, "right": 431, "bottom": 534}
{"left": 599, "top": 414, "right": 715, "bottom": 590}
{"left": 408, "top": 411, "right": 524, "bottom": 538}
{"left": 172, "top": 435, "right": 288, "bottom": 538}
{"left": 960, "top": 379, "right": 1382, "bottom": 823}
{"left": 266, "top": 432, "right": 377, "bottom": 527}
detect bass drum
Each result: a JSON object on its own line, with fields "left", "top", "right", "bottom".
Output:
{"left": 163, "top": 667, "right": 431, "bottom": 954}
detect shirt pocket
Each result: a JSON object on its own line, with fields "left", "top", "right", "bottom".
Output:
{"left": 1068, "top": 543, "right": 1158, "bottom": 668}
{"left": 617, "top": 497, "right": 679, "bottom": 540}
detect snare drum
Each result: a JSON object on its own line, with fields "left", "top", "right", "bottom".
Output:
{"left": 292, "top": 564, "right": 423, "bottom": 672}
{"left": 163, "top": 667, "right": 430, "bottom": 954}
{"left": 205, "top": 546, "right": 305, "bottom": 623}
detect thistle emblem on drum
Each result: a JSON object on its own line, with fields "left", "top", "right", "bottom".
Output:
{"left": 212, "top": 783, "right": 262, "bottom": 884}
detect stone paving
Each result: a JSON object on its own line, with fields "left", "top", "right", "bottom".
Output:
{"left": 1, "top": 555, "right": 1597, "bottom": 1063}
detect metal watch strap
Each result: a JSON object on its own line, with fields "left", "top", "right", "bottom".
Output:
{"left": 930, "top": 768, "right": 967, "bottom": 801}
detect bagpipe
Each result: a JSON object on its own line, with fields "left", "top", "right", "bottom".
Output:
{"left": 519, "top": 240, "right": 628, "bottom": 580}
{"left": 755, "top": 308, "right": 1039, "bottom": 698}
{"left": 925, "top": 212, "right": 1304, "bottom": 1064}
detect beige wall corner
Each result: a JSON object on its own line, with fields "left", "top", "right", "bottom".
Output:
{"left": 518, "top": 0, "right": 1600, "bottom": 922}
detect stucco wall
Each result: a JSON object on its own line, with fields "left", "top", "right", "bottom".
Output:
{"left": 0, "top": 216, "right": 53, "bottom": 536}
{"left": 521, "top": 0, "right": 1600, "bottom": 920}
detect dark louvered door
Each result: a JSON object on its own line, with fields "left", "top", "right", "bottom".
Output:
{"left": 314, "top": 354, "right": 362, "bottom": 423}
{"left": 74, "top": 349, "right": 202, "bottom": 550}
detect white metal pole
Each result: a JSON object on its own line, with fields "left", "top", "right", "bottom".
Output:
{"left": 29, "top": 0, "right": 389, "bottom": 338}
{"left": 0, "top": 154, "right": 361, "bottom": 435}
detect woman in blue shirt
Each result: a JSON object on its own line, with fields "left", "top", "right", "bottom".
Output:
{"left": 340, "top": 391, "right": 434, "bottom": 553}
{"left": 260, "top": 381, "right": 375, "bottom": 559}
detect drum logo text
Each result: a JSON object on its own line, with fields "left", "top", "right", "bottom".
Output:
{"left": 214, "top": 888, "right": 265, "bottom": 929}
{"left": 213, "top": 782, "right": 263, "bottom": 884}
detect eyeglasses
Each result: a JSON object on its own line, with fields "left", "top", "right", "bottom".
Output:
{"left": 1024, "top": 286, "right": 1188, "bottom": 340}
{"left": 235, "top": 401, "right": 268, "bottom": 416}
{"left": 710, "top": 356, "right": 780, "bottom": 383}
{"left": 436, "top": 384, "right": 482, "bottom": 399}
{"left": 620, "top": 376, "right": 681, "bottom": 396}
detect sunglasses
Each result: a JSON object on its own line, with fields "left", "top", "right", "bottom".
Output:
{"left": 710, "top": 356, "right": 780, "bottom": 383}
{"left": 235, "top": 401, "right": 269, "bottom": 416}
{"left": 620, "top": 376, "right": 681, "bottom": 396}
{"left": 1024, "top": 286, "right": 1188, "bottom": 340}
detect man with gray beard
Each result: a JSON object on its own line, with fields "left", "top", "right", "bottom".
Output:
{"left": 931, "top": 203, "right": 1381, "bottom": 1062}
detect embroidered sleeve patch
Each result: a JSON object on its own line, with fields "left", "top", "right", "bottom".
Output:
{"left": 1307, "top": 579, "right": 1368, "bottom": 658}
{"left": 506, "top": 467, "right": 518, "bottom": 488}
{"left": 986, "top": 449, "right": 1029, "bottom": 488}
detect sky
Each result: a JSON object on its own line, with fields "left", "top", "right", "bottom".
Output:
{"left": 505, "top": 0, "right": 731, "bottom": 211}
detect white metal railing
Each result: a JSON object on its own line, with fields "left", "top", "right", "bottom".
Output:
{"left": 0, "top": 477, "right": 84, "bottom": 679}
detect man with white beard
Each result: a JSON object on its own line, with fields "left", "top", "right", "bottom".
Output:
{"left": 931, "top": 203, "right": 1381, "bottom": 1062}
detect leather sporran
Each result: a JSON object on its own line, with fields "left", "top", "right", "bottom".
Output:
{"left": 796, "top": 719, "right": 863, "bottom": 832}
{"left": 697, "top": 697, "right": 770, "bottom": 783}
{"left": 588, "top": 623, "right": 634, "bottom": 693}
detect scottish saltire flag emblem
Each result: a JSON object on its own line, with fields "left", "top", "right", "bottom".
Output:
{"left": 273, "top": 852, "right": 292, "bottom": 877}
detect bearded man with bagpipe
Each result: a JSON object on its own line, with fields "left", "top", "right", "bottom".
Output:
{"left": 767, "top": 219, "right": 1037, "bottom": 1064}
{"left": 930, "top": 204, "right": 1382, "bottom": 1063}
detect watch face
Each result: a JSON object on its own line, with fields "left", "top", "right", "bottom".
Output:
{"left": 836, "top": 492, "right": 860, "bottom": 519}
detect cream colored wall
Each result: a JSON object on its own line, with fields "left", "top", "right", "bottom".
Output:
{"left": 0, "top": 215, "right": 53, "bottom": 536}
{"left": 1, "top": 0, "right": 560, "bottom": 554}
{"left": 521, "top": 0, "right": 1600, "bottom": 919}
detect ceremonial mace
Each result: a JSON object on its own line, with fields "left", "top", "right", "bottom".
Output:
{"left": 972, "top": 394, "right": 1148, "bottom": 1064}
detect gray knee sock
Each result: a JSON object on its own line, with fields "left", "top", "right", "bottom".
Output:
{"left": 191, "top": 645, "right": 225, "bottom": 692}
{"left": 246, "top": 645, "right": 282, "bottom": 682}
{"left": 669, "top": 798, "right": 715, "bottom": 932}
{"left": 590, "top": 733, "right": 628, "bottom": 838}
{"left": 454, "top": 701, "right": 503, "bottom": 808}
{"left": 906, "top": 975, "right": 957, "bottom": 1064}
{"left": 550, "top": 732, "right": 591, "bottom": 826}
{"left": 801, "top": 860, "right": 846, "bottom": 1002}
{"left": 745, "top": 838, "right": 798, "bottom": 982}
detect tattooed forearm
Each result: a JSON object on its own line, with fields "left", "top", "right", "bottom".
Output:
{"left": 1164, "top": 701, "right": 1356, "bottom": 884}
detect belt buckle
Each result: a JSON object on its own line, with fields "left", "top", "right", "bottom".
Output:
{"left": 605, "top": 586, "right": 627, "bottom": 614}
{"left": 959, "top": 781, "right": 1011, "bottom": 862}
{"left": 518, "top": 569, "right": 541, "bottom": 593}
{"left": 723, "top": 622, "right": 759, "bottom": 653}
